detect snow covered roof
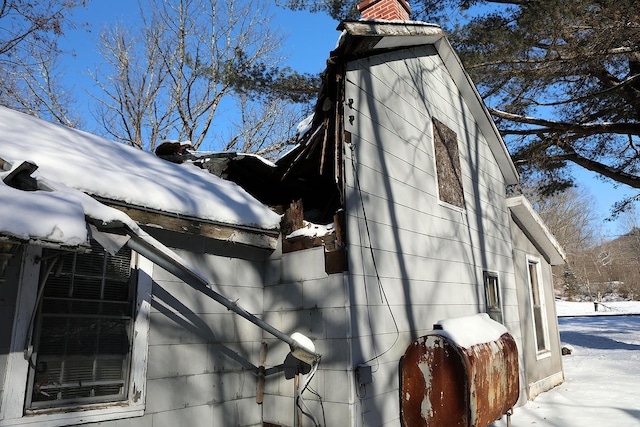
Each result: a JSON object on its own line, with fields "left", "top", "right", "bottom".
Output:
{"left": 0, "top": 107, "right": 281, "bottom": 244}
{"left": 0, "top": 159, "right": 140, "bottom": 248}
{"left": 507, "top": 195, "right": 567, "bottom": 265}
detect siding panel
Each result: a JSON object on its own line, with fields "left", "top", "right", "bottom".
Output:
{"left": 343, "top": 45, "right": 521, "bottom": 426}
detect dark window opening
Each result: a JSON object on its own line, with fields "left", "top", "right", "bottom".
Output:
{"left": 483, "top": 271, "right": 503, "bottom": 324}
{"left": 26, "top": 240, "right": 135, "bottom": 409}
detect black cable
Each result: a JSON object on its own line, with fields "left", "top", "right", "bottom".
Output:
{"left": 349, "top": 145, "right": 400, "bottom": 366}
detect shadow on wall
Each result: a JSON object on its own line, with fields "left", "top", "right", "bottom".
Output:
{"left": 621, "top": 408, "right": 640, "bottom": 421}
{"left": 151, "top": 281, "right": 257, "bottom": 370}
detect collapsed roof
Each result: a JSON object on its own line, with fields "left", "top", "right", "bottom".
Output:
{"left": 158, "top": 20, "right": 520, "bottom": 230}
{"left": 0, "top": 106, "right": 281, "bottom": 248}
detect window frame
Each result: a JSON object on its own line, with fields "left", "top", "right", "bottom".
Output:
{"left": 0, "top": 245, "right": 152, "bottom": 427}
{"left": 483, "top": 270, "right": 503, "bottom": 324}
{"left": 526, "top": 255, "right": 551, "bottom": 359}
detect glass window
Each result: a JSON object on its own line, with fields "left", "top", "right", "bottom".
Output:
{"left": 527, "top": 257, "right": 550, "bottom": 354}
{"left": 26, "top": 240, "right": 135, "bottom": 409}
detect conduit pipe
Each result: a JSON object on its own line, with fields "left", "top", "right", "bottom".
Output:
{"left": 124, "top": 230, "right": 320, "bottom": 365}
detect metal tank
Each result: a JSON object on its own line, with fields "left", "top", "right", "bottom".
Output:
{"left": 400, "top": 315, "right": 520, "bottom": 427}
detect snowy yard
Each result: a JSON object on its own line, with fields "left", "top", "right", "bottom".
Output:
{"left": 493, "top": 302, "right": 640, "bottom": 427}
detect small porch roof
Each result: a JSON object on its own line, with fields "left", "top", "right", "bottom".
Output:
{"left": 507, "top": 195, "right": 567, "bottom": 265}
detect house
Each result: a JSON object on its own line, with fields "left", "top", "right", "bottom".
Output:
{"left": 0, "top": 105, "right": 298, "bottom": 427}
{"left": 245, "top": 0, "right": 565, "bottom": 424}
{"left": 1, "top": 1, "right": 566, "bottom": 426}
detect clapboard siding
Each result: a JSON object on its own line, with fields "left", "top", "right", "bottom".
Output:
{"left": 142, "top": 246, "right": 266, "bottom": 426}
{"left": 343, "top": 45, "right": 522, "bottom": 425}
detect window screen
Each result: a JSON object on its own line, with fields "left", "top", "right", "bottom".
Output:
{"left": 27, "top": 240, "right": 135, "bottom": 409}
{"left": 433, "top": 118, "right": 465, "bottom": 208}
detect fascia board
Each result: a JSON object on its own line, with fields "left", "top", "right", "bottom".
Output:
{"left": 507, "top": 195, "right": 567, "bottom": 265}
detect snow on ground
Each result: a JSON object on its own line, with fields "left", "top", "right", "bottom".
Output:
{"left": 492, "top": 301, "right": 640, "bottom": 427}
{"left": 555, "top": 299, "right": 640, "bottom": 317}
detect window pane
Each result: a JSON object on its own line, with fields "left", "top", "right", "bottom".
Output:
{"left": 528, "top": 260, "right": 549, "bottom": 353}
{"left": 28, "top": 241, "right": 134, "bottom": 409}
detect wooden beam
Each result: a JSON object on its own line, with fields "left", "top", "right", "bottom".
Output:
{"left": 108, "top": 204, "right": 278, "bottom": 250}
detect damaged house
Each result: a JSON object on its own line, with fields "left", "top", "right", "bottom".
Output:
{"left": 1, "top": 1, "right": 566, "bottom": 426}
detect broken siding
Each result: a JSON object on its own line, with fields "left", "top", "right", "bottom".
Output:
{"left": 343, "top": 47, "right": 521, "bottom": 425}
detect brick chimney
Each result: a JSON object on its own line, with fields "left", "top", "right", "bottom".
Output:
{"left": 357, "top": 0, "right": 411, "bottom": 21}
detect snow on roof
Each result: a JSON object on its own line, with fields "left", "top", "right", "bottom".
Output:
{"left": 189, "top": 150, "right": 277, "bottom": 168}
{"left": 0, "top": 160, "right": 140, "bottom": 247}
{"left": 0, "top": 107, "right": 281, "bottom": 231}
{"left": 286, "top": 221, "right": 334, "bottom": 239}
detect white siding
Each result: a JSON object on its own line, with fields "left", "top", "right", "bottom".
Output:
{"left": 262, "top": 248, "right": 353, "bottom": 427}
{"left": 343, "top": 46, "right": 521, "bottom": 425}
{"left": 143, "top": 249, "right": 265, "bottom": 426}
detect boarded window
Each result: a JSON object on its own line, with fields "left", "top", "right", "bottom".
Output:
{"left": 433, "top": 118, "right": 464, "bottom": 208}
{"left": 26, "top": 240, "right": 135, "bottom": 409}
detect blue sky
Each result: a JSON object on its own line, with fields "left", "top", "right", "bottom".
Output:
{"left": 58, "top": 1, "right": 637, "bottom": 238}
{"left": 60, "top": 2, "right": 340, "bottom": 98}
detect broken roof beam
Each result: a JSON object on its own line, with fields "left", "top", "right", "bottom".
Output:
{"left": 104, "top": 202, "right": 279, "bottom": 250}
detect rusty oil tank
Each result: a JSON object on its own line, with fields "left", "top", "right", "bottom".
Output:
{"left": 400, "top": 313, "right": 519, "bottom": 427}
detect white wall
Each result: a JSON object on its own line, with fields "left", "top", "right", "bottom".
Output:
{"left": 343, "top": 45, "right": 522, "bottom": 426}
{"left": 262, "top": 246, "right": 354, "bottom": 427}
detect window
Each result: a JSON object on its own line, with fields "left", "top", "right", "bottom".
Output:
{"left": 527, "top": 256, "right": 550, "bottom": 356}
{"left": 1, "top": 241, "right": 152, "bottom": 427}
{"left": 27, "top": 241, "right": 134, "bottom": 409}
{"left": 483, "top": 271, "right": 503, "bottom": 324}
{"left": 433, "top": 118, "right": 464, "bottom": 208}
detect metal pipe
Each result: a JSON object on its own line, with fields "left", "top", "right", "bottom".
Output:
{"left": 126, "top": 234, "right": 295, "bottom": 346}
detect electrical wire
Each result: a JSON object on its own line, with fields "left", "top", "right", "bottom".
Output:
{"left": 296, "top": 358, "right": 322, "bottom": 426}
{"left": 305, "top": 385, "right": 326, "bottom": 426}
{"left": 349, "top": 145, "right": 400, "bottom": 367}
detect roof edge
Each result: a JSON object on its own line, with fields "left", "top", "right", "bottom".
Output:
{"left": 507, "top": 195, "right": 567, "bottom": 265}
{"left": 336, "top": 21, "right": 519, "bottom": 185}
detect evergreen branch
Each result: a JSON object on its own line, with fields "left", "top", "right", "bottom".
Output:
{"left": 489, "top": 108, "right": 640, "bottom": 137}
{"left": 548, "top": 148, "right": 640, "bottom": 189}
{"left": 523, "top": 74, "right": 640, "bottom": 107}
